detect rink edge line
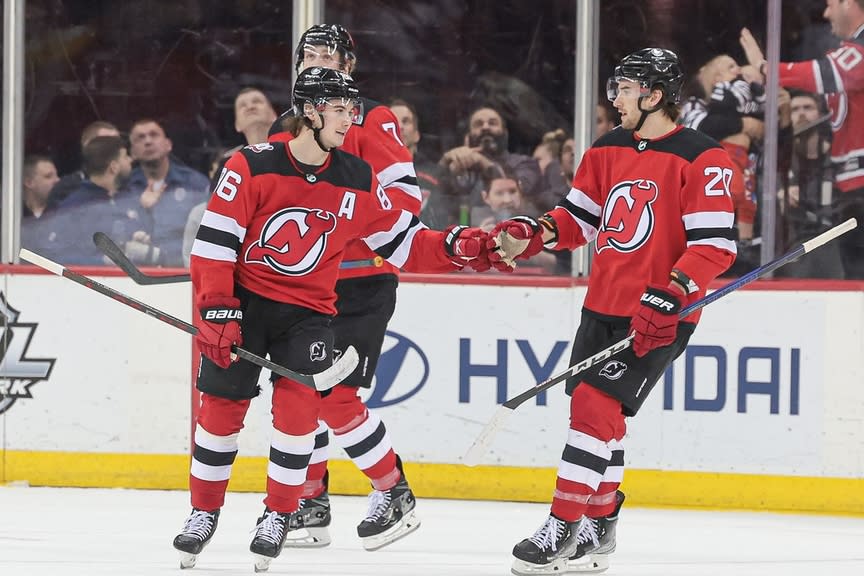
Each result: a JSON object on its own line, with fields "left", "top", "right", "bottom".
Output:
{"left": 2, "top": 450, "right": 863, "bottom": 516}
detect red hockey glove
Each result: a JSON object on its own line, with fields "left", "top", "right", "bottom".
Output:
{"left": 630, "top": 284, "right": 682, "bottom": 358}
{"left": 486, "top": 216, "right": 546, "bottom": 271}
{"left": 444, "top": 225, "right": 490, "bottom": 271}
{"left": 196, "top": 296, "right": 243, "bottom": 368}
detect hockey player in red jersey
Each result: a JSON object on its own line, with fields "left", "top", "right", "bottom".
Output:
{"left": 268, "top": 25, "right": 431, "bottom": 550}
{"left": 487, "top": 49, "right": 737, "bottom": 575}
{"left": 172, "top": 67, "right": 489, "bottom": 572}
{"left": 741, "top": 0, "right": 864, "bottom": 277}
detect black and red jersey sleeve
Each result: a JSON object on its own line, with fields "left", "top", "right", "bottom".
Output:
{"left": 356, "top": 104, "right": 423, "bottom": 216}
{"left": 672, "top": 146, "right": 737, "bottom": 291}
{"left": 545, "top": 147, "right": 603, "bottom": 250}
{"left": 779, "top": 41, "right": 864, "bottom": 95}
{"left": 189, "top": 151, "right": 255, "bottom": 306}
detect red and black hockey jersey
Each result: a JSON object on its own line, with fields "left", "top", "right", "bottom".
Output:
{"left": 547, "top": 126, "right": 737, "bottom": 321}
{"left": 779, "top": 24, "right": 864, "bottom": 192}
{"left": 190, "top": 142, "right": 457, "bottom": 315}
{"left": 269, "top": 98, "right": 421, "bottom": 279}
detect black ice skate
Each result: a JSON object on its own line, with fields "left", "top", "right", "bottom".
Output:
{"left": 356, "top": 460, "right": 420, "bottom": 551}
{"left": 511, "top": 514, "right": 582, "bottom": 575}
{"left": 283, "top": 490, "right": 332, "bottom": 548}
{"left": 567, "top": 490, "right": 626, "bottom": 574}
{"left": 249, "top": 508, "right": 290, "bottom": 573}
{"left": 172, "top": 508, "right": 220, "bottom": 569}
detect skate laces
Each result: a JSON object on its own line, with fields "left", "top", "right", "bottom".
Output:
{"left": 254, "top": 511, "right": 287, "bottom": 545}
{"left": 528, "top": 516, "right": 567, "bottom": 552}
{"left": 181, "top": 510, "right": 215, "bottom": 541}
{"left": 364, "top": 490, "right": 391, "bottom": 521}
{"left": 575, "top": 516, "right": 599, "bottom": 547}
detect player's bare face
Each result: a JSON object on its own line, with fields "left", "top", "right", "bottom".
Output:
{"left": 317, "top": 99, "right": 356, "bottom": 147}
{"left": 300, "top": 46, "right": 345, "bottom": 72}
{"left": 612, "top": 80, "right": 644, "bottom": 130}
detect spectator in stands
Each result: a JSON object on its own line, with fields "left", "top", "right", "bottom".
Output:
{"left": 777, "top": 90, "right": 844, "bottom": 278}
{"left": 51, "top": 121, "right": 121, "bottom": 204}
{"left": 22, "top": 155, "right": 60, "bottom": 219}
{"left": 127, "top": 119, "right": 209, "bottom": 267}
{"left": 21, "top": 155, "right": 61, "bottom": 255}
{"left": 533, "top": 128, "right": 571, "bottom": 205}
{"left": 180, "top": 87, "right": 278, "bottom": 266}
{"left": 595, "top": 102, "right": 617, "bottom": 139}
{"left": 390, "top": 98, "right": 451, "bottom": 229}
{"left": 439, "top": 105, "right": 544, "bottom": 217}
{"left": 33, "top": 136, "right": 146, "bottom": 265}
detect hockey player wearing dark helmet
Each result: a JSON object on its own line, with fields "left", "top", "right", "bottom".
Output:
{"left": 291, "top": 67, "right": 361, "bottom": 152}
{"left": 606, "top": 47, "right": 685, "bottom": 132}
{"left": 294, "top": 24, "right": 357, "bottom": 74}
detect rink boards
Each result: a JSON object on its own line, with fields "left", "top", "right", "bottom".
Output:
{"left": 1, "top": 269, "right": 863, "bottom": 514}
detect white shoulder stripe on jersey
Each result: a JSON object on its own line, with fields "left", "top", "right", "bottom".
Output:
{"left": 687, "top": 237, "right": 738, "bottom": 254}
{"left": 385, "top": 179, "right": 423, "bottom": 203}
{"left": 200, "top": 210, "right": 247, "bottom": 241}
{"left": 565, "top": 187, "right": 602, "bottom": 215}
{"left": 190, "top": 238, "right": 238, "bottom": 262}
{"left": 813, "top": 60, "right": 824, "bottom": 94}
{"left": 682, "top": 211, "right": 735, "bottom": 230}
{"left": 377, "top": 161, "right": 417, "bottom": 188}
{"left": 364, "top": 210, "right": 415, "bottom": 252}
{"left": 384, "top": 219, "right": 426, "bottom": 269}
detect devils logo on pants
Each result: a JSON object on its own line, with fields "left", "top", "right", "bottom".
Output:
{"left": 596, "top": 179, "right": 659, "bottom": 254}
{"left": 246, "top": 208, "right": 337, "bottom": 275}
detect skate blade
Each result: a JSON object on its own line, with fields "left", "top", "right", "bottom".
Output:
{"left": 178, "top": 552, "right": 198, "bottom": 569}
{"left": 282, "top": 526, "right": 332, "bottom": 548}
{"left": 253, "top": 553, "right": 272, "bottom": 573}
{"left": 511, "top": 554, "right": 610, "bottom": 576}
{"left": 360, "top": 511, "right": 421, "bottom": 551}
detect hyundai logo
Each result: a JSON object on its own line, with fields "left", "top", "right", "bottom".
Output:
{"left": 365, "top": 331, "right": 429, "bottom": 408}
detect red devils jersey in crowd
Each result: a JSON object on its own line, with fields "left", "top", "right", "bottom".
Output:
{"left": 779, "top": 24, "right": 864, "bottom": 193}
{"left": 547, "top": 126, "right": 736, "bottom": 321}
{"left": 190, "top": 142, "right": 456, "bottom": 315}
{"left": 269, "top": 98, "right": 422, "bottom": 280}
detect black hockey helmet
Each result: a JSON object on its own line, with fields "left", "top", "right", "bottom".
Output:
{"left": 292, "top": 67, "right": 360, "bottom": 114}
{"left": 608, "top": 48, "right": 685, "bottom": 105}
{"left": 295, "top": 24, "right": 356, "bottom": 72}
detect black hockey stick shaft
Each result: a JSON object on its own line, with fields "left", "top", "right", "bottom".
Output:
{"left": 94, "top": 232, "right": 191, "bottom": 284}
{"left": 463, "top": 217, "right": 857, "bottom": 465}
{"left": 18, "top": 248, "right": 357, "bottom": 391}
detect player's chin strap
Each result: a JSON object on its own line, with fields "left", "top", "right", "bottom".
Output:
{"left": 303, "top": 113, "right": 337, "bottom": 153}
{"left": 634, "top": 87, "right": 667, "bottom": 132}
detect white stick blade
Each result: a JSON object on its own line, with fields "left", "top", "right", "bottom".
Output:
{"left": 462, "top": 405, "right": 513, "bottom": 467}
{"left": 313, "top": 346, "right": 359, "bottom": 391}
{"left": 19, "top": 249, "right": 64, "bottom": 275}
{"left": 802, "top": 218, "right": 857, "bottom": 253}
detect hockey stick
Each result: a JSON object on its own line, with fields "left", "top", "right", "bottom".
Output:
{"left": 18, "top": 249, "right": 358, "bottom": 392}
{"left": 463, "top": 217, "right": 858, "bottom": 466}
{"left": 93, "top": 232, "right": 191, "bottom": 284}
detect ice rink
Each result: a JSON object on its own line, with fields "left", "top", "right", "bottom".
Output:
{"left": 2, "top": 485, "right": 864, "bottom": 576}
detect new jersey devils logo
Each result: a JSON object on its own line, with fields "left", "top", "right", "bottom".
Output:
{"left": 596, "top": 179, "right": 659, "bottom": 254}
{"left": 246, "top": 208, "right": 337, "bottom": 275}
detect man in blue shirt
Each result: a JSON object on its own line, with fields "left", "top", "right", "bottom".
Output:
{"left": 126, "top": 119, "right": 210, "bottom": 267}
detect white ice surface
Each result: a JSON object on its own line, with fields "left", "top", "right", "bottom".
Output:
{"left": 1, "top": 485, "right": 863, "bottom": 575}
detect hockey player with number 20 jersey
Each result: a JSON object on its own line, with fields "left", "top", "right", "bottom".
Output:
{"left": 487, "top": 48, "right": 736, "bottom": 575}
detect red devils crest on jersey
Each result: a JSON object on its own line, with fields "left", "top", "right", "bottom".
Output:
{"left": 246, "top": 208, "right": 337, "bottom": 275}
{"left": 596, "top": 179, "right": 659, "bottom": 254}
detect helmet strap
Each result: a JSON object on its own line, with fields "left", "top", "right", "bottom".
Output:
{"left": 311, "top": 113, "right": 335, "bottom": 153}
{"left": 634, "top": 90, "right": 665, "bottom": 132}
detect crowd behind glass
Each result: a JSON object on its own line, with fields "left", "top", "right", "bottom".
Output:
{"left": 9, "top": 0, "right": 861, "bottom": 280}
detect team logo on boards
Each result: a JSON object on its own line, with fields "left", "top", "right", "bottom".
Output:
{"left": 363, "top": 331, "right": 429, "bottom": 409}
{"left": 246, "top": 208, "right": 337, "bottom": 275}
{"left": 0, "top": 293, "right": 56, "bottom": 415}
{"left": 596, "top": 179, "right": 659, "bottom": 254}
